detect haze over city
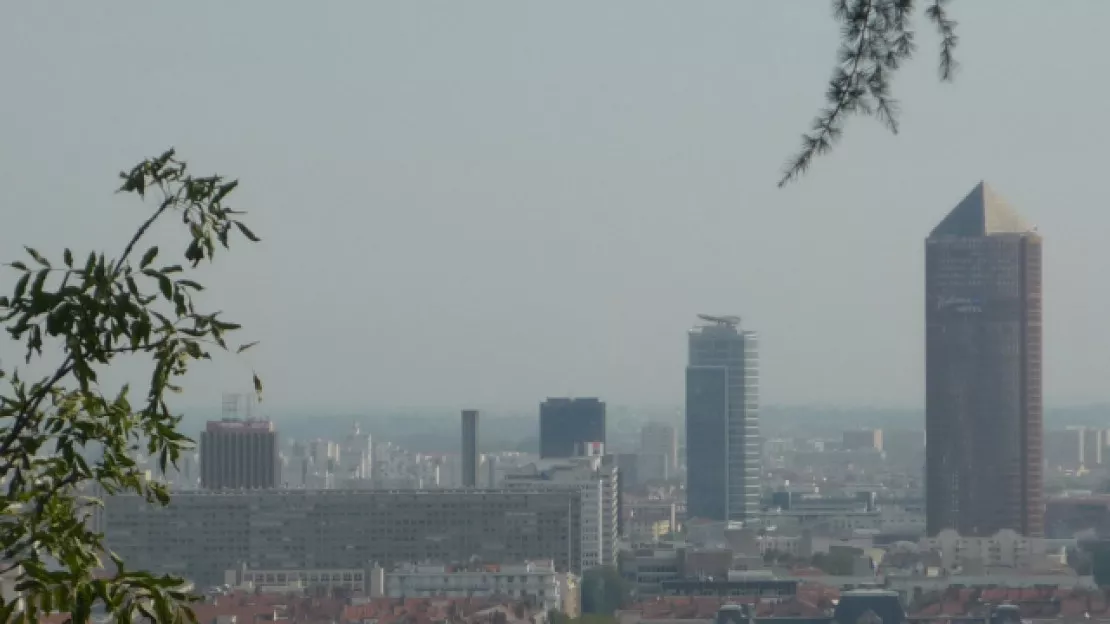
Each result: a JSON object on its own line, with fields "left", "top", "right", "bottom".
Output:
{"left": 3, "top": 1, "right": 1110, "bottom": 410}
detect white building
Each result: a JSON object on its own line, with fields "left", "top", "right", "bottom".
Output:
{"left": 338, "top": 424, "right": 372, "bottom": 484}
{"left": 503, "top": 456, "right": 619, "bottom": 569}
{"left": 379, "top": 562, "right": 566, "bottom": 612}
{"left": 224, "top": 562, "right": 572, "bottom": 614}
{"left": 920, "top": 529, "right": 1075, "bottom": 571}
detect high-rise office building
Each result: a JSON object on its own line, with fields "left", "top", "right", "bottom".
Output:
{"left": 462, "top": 409, "right": 479, "bottom": 487}
{"left": 685, "top": 315, "right": 760, "bottom": 522}
{"left": 925, "top": 182, "right": 1043, "bottom": 537}
{"left": 199, "top": 419, "right": 279, "bottom": 490}
{"left": 539, "top": 398, "right": 606, "bottom": 459}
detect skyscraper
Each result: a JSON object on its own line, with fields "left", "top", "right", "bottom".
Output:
{"left": 539, "top": 398, "right": 606, "bottom": 459}
{"left": 925, "top": 182, "right": 1043, "bottom": 537}
{"left": 462, "top": 409, "right": 479, "bottom": 487}
{"left": 685, "top": 315, "right": 760, "bottom": 522}
{"left": 199, "top": 419, "right": 279, "bottom": 490}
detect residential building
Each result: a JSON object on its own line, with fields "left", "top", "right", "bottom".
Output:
{"left": 685, "top": 314, "right": 760, "bottom": 522}
{"left": 503, "top": 455, "right": 618, "bottom": 569}
{"left": 920, "top": 529, "right": 1074, "bottom": 571}
{"left": 199, "top": 419, "right": 279, "bottom": 490}
{"left": 539, "top": 398, "right": 606, "bottom": 459}
{"left": 375, "top": 561, "right": 568, "bottom": 612}
{"left": 925, "top": 182, "right": 1043, "bottom": 537}
{"left": 104, "top": 488, "right": 583, "bottom": 587}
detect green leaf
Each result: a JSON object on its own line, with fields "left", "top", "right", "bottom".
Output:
{"left": 214, "top": 179, "right": 239, "bottom": 203}
{"left": 13, "top": 273, "right": 29, "bottom": 300}
{"left": 31, "top": 269, "right": 48, "bottom": 296}
{"left": 156, "top": 274, "right": 173, "bottom": 301}
{"left": 234, "top": 221, "right": 261, "bottom": 242}
{"left": 140, "top": 246, "right": 159, "bottom": 269}
{"left": 25, "top": 246, "right": 50, "bottom": 268}
{"left": 9, "top": 261, "right": 27, "bottom": 271}
{"left": 63, "top": 248, "right": 73, "bottom": 268}
{"left": 237, "top": 341, "right": 259, "bottom": 354}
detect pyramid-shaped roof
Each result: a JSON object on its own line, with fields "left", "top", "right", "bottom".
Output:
{"left": 929, "top": 181, "right": 1034, "bottom": 237}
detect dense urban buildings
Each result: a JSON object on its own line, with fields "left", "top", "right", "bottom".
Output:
{"left": 539, "top": 397, "right": 606, "bottom": 459}
{"left": 924, "top": 182, "right": 1044, "bottom": 537}
{"left": 199, "top": 419, "right": 279, "bottom": 490}
{"left": 104, "top": 488, "right": 583, "bottom": 587}
{"left": 685, "top": 314, "right": 760, "bottom": 522}
{"left": 461, "top": 409, "right": 479, "bottom": 487}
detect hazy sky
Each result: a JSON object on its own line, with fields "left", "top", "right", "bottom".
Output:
{"left": 1, "top": 2, "right": 1108, "bottom": 411}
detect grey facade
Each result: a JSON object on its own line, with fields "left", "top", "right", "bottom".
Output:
{"left": 104, "top": 488, "right": 583, "bottom": 587}
{"left": 462, "top": 410, "right": 479, "bottom": 487}
{"left": 199, "top": 419, "right": 278, "bottom": 490}
{"left": 685, "top": 315, "right": 760, "bottom": 522}
{"left": 539, "top": 398, "right": 606, "bottom": 459}
{"left": 925, "top": 182, "right": 1044, "bottom": 537}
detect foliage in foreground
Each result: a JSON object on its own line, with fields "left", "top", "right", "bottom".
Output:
{"left": 780, "top": 0, "right": 959, "bottom": 186}
{"left": 0, "top": 150, "right": 260, "bottom": 622}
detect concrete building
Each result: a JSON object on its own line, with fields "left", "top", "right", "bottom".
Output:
{"left": 104, "top": 488, "right": 583, "bottom": 587}
{"left": 462, "top": 410, "right": 479, "bottom": 487}
{"left": 640, "top": 422, "right": 678, "bottom": 478}
{"left": 1082, "top": 427, "right": 1104, "bottom": 469}
{"left": 200, "top": 419, "right": 279, "bottom": 490}
{"left": 503, "top": 455, "right": 619, "bottom": 569}
{"left": 842, "top": 429, "right": 883, "bottom": 452}
{"left": 337, "top": 423, "right": 372, "bottom": 485}
{"left": 685, "top": 314, "right": 760, "bottom": 522}
{"left": 920, "top": 529, "right": 1074, "bottom": 571}
{"left": 539, "top": 398, "right": 606, "bottom": 459}
{"left": 925, "top": 182, "right": 1044, "bottom": 537}
{"left": 377, "top": 561, "right": 568, "bottom": 612}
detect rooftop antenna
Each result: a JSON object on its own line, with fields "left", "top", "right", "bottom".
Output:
{"left": 697, "top": 314, "right": 741, "bottom": 327}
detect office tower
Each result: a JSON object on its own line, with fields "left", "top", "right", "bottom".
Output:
{"left": 925, "top": 182, "right": 1043, "bottom": 537}
{"left": 199, "top": 419, "right": 279, "bottom": 490}
{"left": 104, "top": 488, "right": 583, "bottom": 586}
{"left": 640, "top": 422, "right": 678, "bottom": 476}
{"left": 540, "top": 398, "right": 606, "bottom": 459}
{"left": 462, "top": 410, "right": 479, "bottom": 487}
{"left": 685, "top": 315, "right": 760, "bottom": 522}
{"left": 842, "top": 429, "right": 884, "bottom": 452}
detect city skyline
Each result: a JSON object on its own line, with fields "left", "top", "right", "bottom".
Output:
{"left": 5, "top": 3, "right": 1110, "bottom": 408}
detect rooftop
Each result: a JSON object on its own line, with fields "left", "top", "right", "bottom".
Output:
{"left": 929, "top": 181, "right": 1035, "bottom": 237}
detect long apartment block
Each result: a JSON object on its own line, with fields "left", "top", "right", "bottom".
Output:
{"left": 104, "top": 488, "right": 583, "bottom": 587}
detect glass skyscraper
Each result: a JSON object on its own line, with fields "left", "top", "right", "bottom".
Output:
{"left": 925, "top": 182, "right": 1043, "bottom": 537}
{"left": 685, "top": 315, "right": 759, "bottom": 522}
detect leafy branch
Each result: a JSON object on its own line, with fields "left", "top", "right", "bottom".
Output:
{"left": 778, "top": 0, "right": 959, "bottom": 187}
{"left": 0, "top": 149, "right": 261, "bottom": 623}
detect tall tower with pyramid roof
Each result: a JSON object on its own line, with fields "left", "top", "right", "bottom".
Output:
{"left": 925, "top": 182, "right": 1043, "bottom": 537}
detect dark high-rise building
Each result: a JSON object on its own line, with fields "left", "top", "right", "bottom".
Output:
{"left": 462, "top": 409, "right": 479, "bottom": 487}
{"left": 925, "top": 182, "right": 1043, "bottom": 537}
{"left": 539, "top": 398, "right": 606, "bottom": 459}
{"left": 686, "top": 315, "right": 760, "bottom": 522}
{"left": 199, "top": 419, "right": 279, "bottom": 490}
